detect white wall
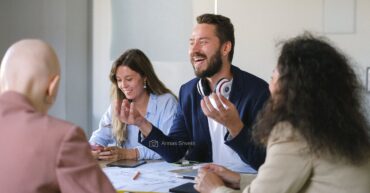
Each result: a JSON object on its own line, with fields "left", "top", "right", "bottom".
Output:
{"left": 92, "top": 0, "right": 112, "bottom": 132}
{"left": 218, "top": 0, "right": 370, "bottom": 121}
{"left": 218, "top": 0, "right": 370, "bottom": 83}
{"left": 0, "top": 0, "right": 91, "bottom": 133}
{"left": 219, "top": 0, "right": 322, "bottom": 80}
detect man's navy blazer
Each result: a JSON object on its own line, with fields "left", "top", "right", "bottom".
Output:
{"left": 140, "top": 65, "right": 270, "bottom": 170}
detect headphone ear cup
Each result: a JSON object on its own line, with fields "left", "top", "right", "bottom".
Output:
{"left": 197, "top": 79, "right": 211, "bottom": 96}
{"left": 214, "top": 78, "right": 232, "bottom": 98}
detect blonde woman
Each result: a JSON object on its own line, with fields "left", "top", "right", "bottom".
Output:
{"left": 89, "top": 49, "right": 177, "bottom": 160}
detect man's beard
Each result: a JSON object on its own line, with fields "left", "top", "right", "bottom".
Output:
{"left": 193, "top": 49, "right": 222, "bottom": 78}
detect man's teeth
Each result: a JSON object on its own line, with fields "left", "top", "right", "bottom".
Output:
{"left": 194, "top": 57, "right": 205, "bottom": 62}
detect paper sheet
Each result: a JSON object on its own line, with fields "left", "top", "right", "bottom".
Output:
{"left": 103, "top": 162, "right": 193, "bottom": 192}
{"left": 103, "top": 161, "right": 256, "bottom": 192}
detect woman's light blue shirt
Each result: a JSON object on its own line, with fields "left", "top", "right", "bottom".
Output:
{"left": 89, "top": 93, "right": 177, "bottom": 160}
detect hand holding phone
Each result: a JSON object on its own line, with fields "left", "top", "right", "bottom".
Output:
{"left": 90, "top": 144, "right": 104, "bottom": 151}
{"left": 90, "top": 144, "right": 108, "bottom": 160}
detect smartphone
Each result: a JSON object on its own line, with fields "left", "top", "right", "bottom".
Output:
{"left": 172, "top": 160, "right": 198, "bottom": 167}
{"left": 106, "top": 159, "right": 146, "bottom": 168}
{"left": 169, "top": 182, "right": 198, "bottom": 193}
{"left": 170, "top": 168, "right": 197, "bottom": 180}
{"left": 90, "top": 144, "right": 104, "bottom": 151}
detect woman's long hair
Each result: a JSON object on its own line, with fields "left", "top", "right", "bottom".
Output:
{"left": 253, "top": 33, "right": 370, "bottom": 164}
{"left": 109, "top": 49, "right": 175, "bottom": 145}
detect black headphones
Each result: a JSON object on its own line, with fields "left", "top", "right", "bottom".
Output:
{"left": 197, "top": 78, "right": 232, "bottom": 97}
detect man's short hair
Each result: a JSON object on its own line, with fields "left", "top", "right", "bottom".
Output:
{"left": 197, "top": 13, "right": 235, "bottom": 63}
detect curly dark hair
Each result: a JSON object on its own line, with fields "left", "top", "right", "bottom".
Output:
{"left": 197, "top": 13, "right": 235, "bottom": 63}
{"left": 253, "top": 33, "right": 370, "bottom": 164}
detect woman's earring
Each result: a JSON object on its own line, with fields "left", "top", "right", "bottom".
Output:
{"left": 143, "top": 80, "right": 147, "bottom": 89}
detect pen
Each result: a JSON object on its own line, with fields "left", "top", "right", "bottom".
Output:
{"left": 132, "top": 171, "right": 141, "bottom": 180}
{"left": 176, "top": 175, "right": 195, "bottom": 180}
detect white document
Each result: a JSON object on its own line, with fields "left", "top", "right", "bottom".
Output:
{"left": 103, "top": 161, "right": 193, "bottom": 192}
{"left": 103, "top": 161, "right": 256, "bottom": 192}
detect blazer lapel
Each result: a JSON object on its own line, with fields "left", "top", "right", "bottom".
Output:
{"left": 196, "top": 93, "right": 211, "bottom": 140}
{"left": 229, "top": 66, "right": 242, "bottom": 109}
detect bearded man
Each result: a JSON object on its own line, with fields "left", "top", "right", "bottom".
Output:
{"left": 119, "top": 14, "right": 270, "bottom": 170}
